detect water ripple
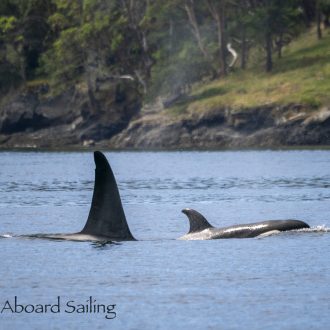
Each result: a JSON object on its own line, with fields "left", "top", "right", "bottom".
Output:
{"left": 1, "top": 176, "right": 330, "bottom": 193}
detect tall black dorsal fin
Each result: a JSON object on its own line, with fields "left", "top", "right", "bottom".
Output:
{"left": 80, "top": 151, "right": 135, "bottom": 241}
{"left": 182, "top": 208, "right": 213, "bottom": 234}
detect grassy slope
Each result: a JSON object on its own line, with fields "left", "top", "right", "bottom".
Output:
{"left": 170, "top": 28, "right": 330, "bottom": 115}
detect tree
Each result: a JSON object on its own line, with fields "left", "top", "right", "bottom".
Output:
{"left": 316, "top": 0, "right": 330, "bottom": 38}
{"left": 205, "top": 0, "right": 228, "bottom": 76}
{"left": 119, "top": 0, "right": 156, "bottom": 93}
{"left": 247, "top": 0, "right": 302, "bottom": 72}
{"left": 0, "top": 0, "right": 52, "bottom": 87}
{"left": 145, "top": 0, "right": 216, "bottom": 98}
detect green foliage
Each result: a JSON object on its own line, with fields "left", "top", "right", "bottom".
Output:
{"left": 301, "top": 96, "right": 322, "bottom": 108}
{"left": 167, "top": 29, "right": 330, "bottom": 113}
{"left": 0, "top": 0, "right": 52, "bottom": 94}
{"left": 0, "top": 16, "right": 17, "bottom": 32}
{"left": 0, "top": 0, "right": 329, "bottom": 104}
{"left": 40, "top": 27, "right": 84, "bottom": 89}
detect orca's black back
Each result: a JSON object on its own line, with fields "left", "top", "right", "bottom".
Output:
{"left": 212, "top": 220, "right": 310, "bottom": 238}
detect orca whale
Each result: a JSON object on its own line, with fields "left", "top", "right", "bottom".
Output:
{"left": 23, "top": 151, "right": 136, "bottom": 242}
{"left": 179, "top": 208, "right": 310, "bottom": 240}
{"left": 11, "top": 151, "right": 311, "bottom": 243}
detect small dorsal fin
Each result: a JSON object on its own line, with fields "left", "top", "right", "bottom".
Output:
{"left": 80, "top": 151, "right": 135, "bottom": 241}
{"left": 182, "top": 208, "right": 213, "bottom": 234}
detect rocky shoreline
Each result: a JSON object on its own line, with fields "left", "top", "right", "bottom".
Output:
{"left": 1, "top": 86, "right": 330, "bottom": 150}
{"left": 107, "top": 105, "right": 330, "bottom": 149}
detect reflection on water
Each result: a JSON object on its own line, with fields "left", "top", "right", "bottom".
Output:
{"left": 90, "top": 241, "right": 122, "bottom": 249}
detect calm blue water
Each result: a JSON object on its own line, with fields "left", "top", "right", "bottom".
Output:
{"left": 0, "top": 151, "right": 329, "bottom": 329}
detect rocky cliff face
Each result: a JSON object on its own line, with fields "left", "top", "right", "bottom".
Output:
{"left": 0, "top": 84, "right": 329, "bottom": 149}
{"left": 107, "top": 105, "right": 330, "bottom": 149}
{"left": 0, "top": 80, "right": 140, "bottom": 148}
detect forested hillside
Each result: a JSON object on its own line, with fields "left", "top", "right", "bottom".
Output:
{"left": 0, "top": 0, "right": 330, "bottom": 149}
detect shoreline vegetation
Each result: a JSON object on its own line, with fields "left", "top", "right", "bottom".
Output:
{"left": 0, "top": 1, "right": 330, "bottom": 150}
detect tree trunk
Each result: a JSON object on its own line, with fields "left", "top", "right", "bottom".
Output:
{"left": 184, "top": 0, "right": 211, "bottom": 60}
{"left": 238, "top": 0, "right": 248, "bottom": 70}
{"left": 13, "top": 45, "right": 26, "bottom": 82}
{"left": 86, "top": 74, "right": 99, "bottom": 114}
{"left": 134, "top": 70, "right": 147, "bottom": 94}
{"left": 219, "top": 4, "right": 227, "bottom": 76}
{"left": 79, "top": 0, "right": 99, "bottom": 114}
{"left": 265, "top": 31, "right": 272, "bottom": 72}
{"left": 139, "top": 30, "right": 153, "bottom": 86}
{"left": 205, "top": 0, "right": 227, "bottom": 76}
{"left": 85, "top": 49, "right": 100, "bottom": 114}
{"left": 20, "top": 56, "right": 26, "bottom": 82}
{"left": 240, "top": 24, "right": 247, "bottom": 69}
{"left": 169, "top": 18, "right": 174, "bottom": 52}
{"left": 317, "top": 1, "right": 322, "bottom": 39}
{"left": 324, "top": 14, "right": 330, "bottom": 28}
{"left": 120, "top": 0, "right": 153, "bottom": 93}
{"left": 227, "top": 43, "right": 238, "bottom": 68}
{"left": 277, "top": 33, "right": 283, "bottom": 59}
